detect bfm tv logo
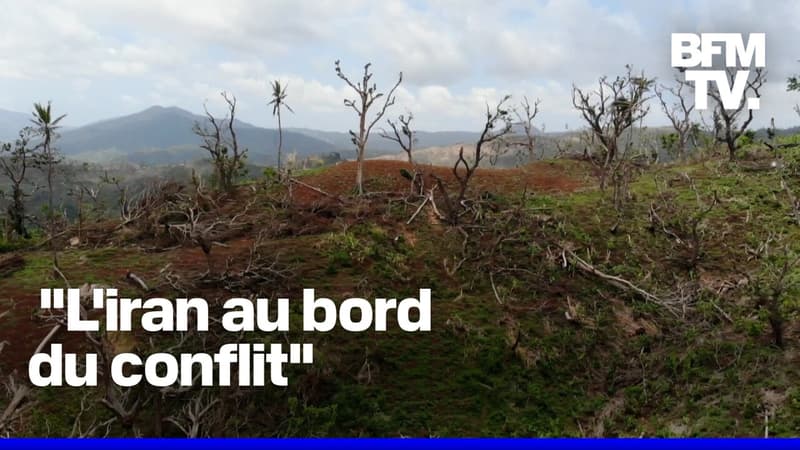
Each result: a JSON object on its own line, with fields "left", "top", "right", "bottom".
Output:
{"left": 671, "top": 33, "right": 765, "bottom": 110}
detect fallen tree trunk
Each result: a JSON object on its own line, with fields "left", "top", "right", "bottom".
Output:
{"left": 0, "top": 254, "right": 24, "bottom": 278}
{"left": 0, "top": 378, "right": 31, "bottom": 431}
{"left": 562, "top": 246, "right": 679, "bottom": 317}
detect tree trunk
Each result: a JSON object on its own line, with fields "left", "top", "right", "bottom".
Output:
{"left": 10, "top": 186, "right": 27, "bottom": 239}
{"left": 727, "top": 138, "right": 736, "bottom": 161}
{"left": 355, "top": 97, "right": 367, "bottom": 195}
{"left": 356, "top": 145, "right": 364, "bottom": 195}
{"left": 77, "top": 190, "right": 83, "bottom": 245}
{"left": 46, "top": 140, "right": 58, "bottom": 268}
{"left": 277, "top": 110, "right": 283, "bottom": 174}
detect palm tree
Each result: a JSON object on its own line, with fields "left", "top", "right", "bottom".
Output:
{"left": 268, "top": 80, "right": 293, "bottom": 174}
{"left": 31, "top": 101, "right": 66, "bottom": 267}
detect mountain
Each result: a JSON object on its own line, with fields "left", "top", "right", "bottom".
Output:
{"left": 0, "top": 108, "right": 31, "bottom": 141}
{"left": 54, "top": 106, "right": 337, "bottom": 165}
{"left": 2, "top": 105, "right": 520, "bottom": 165}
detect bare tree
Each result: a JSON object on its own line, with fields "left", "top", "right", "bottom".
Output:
{"left": 100, "top": 171, "right": 130, "bottom": 221}
{"left": 572, "top": 65, "right": 652, "bottom": 187}
{"left": 335, "top": 60, "right": 402, "bottom": 194}
{"left": 31, "top": 101, "right": 66, "bottom": 267}
{"left": 193, "top": 92, "right": 247, "bottom": 191}
{"left": 750, "top": 242, "right": 800, "bottom": 349}
{"left": 655, "top": 76, "right": 696, "bottom": 160}
{"left": 709, "top": 68, "right": 765, "bottom": 161}
{"left": 435, "top": 96, "right": 513, "bottom": 224}
{"left": 268, "top": 80, "right": 293, "bottom": 175}
{"left": 488, "top": 96, "right": 541, "bottom": 167}
{"left": 513, "top": 96, "right": 541, "bottom": 162}
{"left": 67, "top": 180, "right": 102, "bottom": 245}
{"left": 379, "top": 113, "right": 415, "bottom": 163}
{"left": 0, "top": 127, "right": 38, "bottom": 239}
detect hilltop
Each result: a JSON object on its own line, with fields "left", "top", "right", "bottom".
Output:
{"left": 2, "top": 137, "right": 800, "bottom": 436}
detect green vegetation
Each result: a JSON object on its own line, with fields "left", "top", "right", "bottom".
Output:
{"left": 1, "top": 133, "right": 800, "bottom": 436}
{"left": 0, "top": 65, "right": 799, "bottom": 437}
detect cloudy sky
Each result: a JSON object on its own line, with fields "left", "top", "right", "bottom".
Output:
{"left": 1, "top": 0, "right": 799, "bottom": 131}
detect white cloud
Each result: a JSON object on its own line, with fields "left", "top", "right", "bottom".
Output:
{"left": 0, "top": 0, "right": 798, "bottom": 130}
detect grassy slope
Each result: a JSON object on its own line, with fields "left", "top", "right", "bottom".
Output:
{"left": 2, "top": 142, "right": 800, "bottom": 437}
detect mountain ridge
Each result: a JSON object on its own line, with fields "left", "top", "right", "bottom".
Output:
{"left": 49, "top": 105, "right": 337, "bottom": 165}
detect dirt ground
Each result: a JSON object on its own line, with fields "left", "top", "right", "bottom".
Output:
{"left": 290, "top": 160, "right": 585, "bottom": 205}
{"left": 0, "top": 160, "right": 586, "bottom": 373}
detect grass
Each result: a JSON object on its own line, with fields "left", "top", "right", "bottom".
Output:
{"left": 5, "top": 142, "right": 800, "bottom": 436}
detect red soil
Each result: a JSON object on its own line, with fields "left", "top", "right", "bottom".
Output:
{"left": 291, "top": 160, "right": 584, "bottom": 205}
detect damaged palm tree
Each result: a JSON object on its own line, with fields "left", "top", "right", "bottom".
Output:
{"left": 268, "top": 80, "right": 293, "bottom": 176}
{"left": 31, "top": 101, "right": 66, "bottom": 268}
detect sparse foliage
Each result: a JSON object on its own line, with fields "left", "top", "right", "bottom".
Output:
{"left": 789, "top": 72, "right": 800, "bottom": 117}
{"left": 488, "top": 96, "right": 541, "bottom": 166}
{"left": 749, "top": 239, "right": 800, "bottom": 349}
{"left": 572, "top": 65, "right": 653, "bottom": 187}
{"left": 380, "top": 113, "right": 415, "bottom": 164}
{"left": 709, "top": 68, "right": 765, "bottom": 161}
{"left": 655, "top": 76, "right": 696, "bottom": 160}
{"left": 648, "top": 176, "right": 718, "bottom": 271}
{"left": 0, "top": 127, "right": 39, "bottom": 239}
{"left": 434, "top": 96, "right": 513, "bottom": 224}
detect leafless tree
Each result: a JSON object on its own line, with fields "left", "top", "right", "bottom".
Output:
{"left": 749, "top": 242, "right": 800, "bottom": 349}
{"left": 572, "top": 65, "right": 653, "bottom": 188}
{"left": 435, "top": 96, "right": 513, "bottom": 224}
{"left": 655, "top": 76, "right": 696, "bottom": 159}
{"left": 648, "top": 177, "right": 719, "bottom": 271}
{"left": 513, "top": 96, "right": 541, "bottom": 162}
{"left": 67, "top": 181, "right": 101, "bottom": 245}
{"left": 335, "top": 60, "right": 402, "bottom": 194}
{"left": 166, "top": 392, "right": 220, "bottom": 438}
{"left": 380, "top": 113, "right": 415, "bottom": 164}
{"left": 193, "top": 92, "right": 248, "bottom": 191}
{"left": 488, "top": 96, "right": 541, "bottom": 167}
{"left": 709, "top": 67, "right": 765, "bottom": 161}
{"left": 99, "top": 171, "right": 126, "bottom": 218}
{"left": 0, "top": 127, "right": 39, "bottom": 239}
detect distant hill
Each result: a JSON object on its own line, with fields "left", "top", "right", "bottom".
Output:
{"left": 288, "top": 127, "right": 481, "bottom": 156}
{"left": 1, "top": 106, "right": 487, "bottom": 166}
{"left": 375, "top": 126, "right": 679, "bottom": 167}
{"left": 51, "top": 106, "right": 337, "bottom": 165}
{"left": 0, "top": 108, "right": 31, "bottom": 141}
{"left": 5, "top": 105, "right": 762, "bottom": 168}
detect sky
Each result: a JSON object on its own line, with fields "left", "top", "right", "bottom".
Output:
{"left": 0, "top": 0, "right": 799, "bottom": 132}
